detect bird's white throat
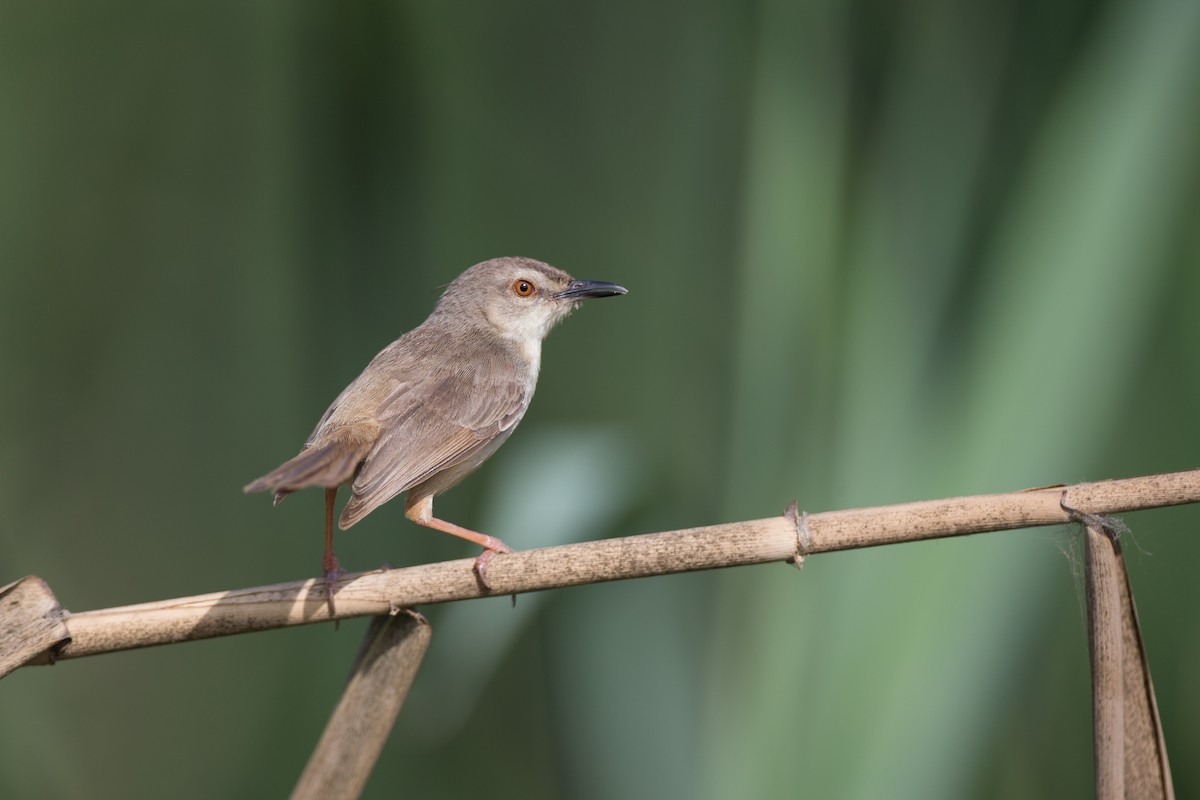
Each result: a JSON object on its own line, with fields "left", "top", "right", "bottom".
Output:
{"left": 517, "top": 336, "right": 542, "bottom": 381}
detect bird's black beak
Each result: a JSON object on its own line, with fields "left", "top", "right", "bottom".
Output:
{"left": 555, "top": 280, "right": 628, "bottom": 300}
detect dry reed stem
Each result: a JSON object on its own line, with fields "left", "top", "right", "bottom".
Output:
{"left": 1084, "top": 522, "right": 1124, "bottom": 800}
{"left": 290, "top": 610, "right": 431, "bottom": 800}
{"left": 1078, "top": 508, "right": 1175, "bottom": 800}
{"left": 0, "top": 577, "right": 69, "bottom": 678}
{"left": 15, "top": 467, "right": 1200, "bottom": 666}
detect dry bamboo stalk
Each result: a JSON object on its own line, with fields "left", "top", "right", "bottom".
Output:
{"left": 1078, "top": 508, "right": 1175, "bottom": 800}
{"left": 1113, "top": 537, "right": 1175, "bottom": 799}
{"left": 16, "top": 467, "right": 1200, "bottom": 666}
{"left": 1084, "top": 522, "right": 1124, "bottom": 800}
{"left": 291, "top": 609, "right": 431, "bottom": 800}
{"left": 0, "top": 577, "right": 69, "bottom": 678}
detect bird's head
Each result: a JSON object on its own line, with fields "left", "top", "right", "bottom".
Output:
{"left": 437, "top": 256, "right": 627, "bottom": 346}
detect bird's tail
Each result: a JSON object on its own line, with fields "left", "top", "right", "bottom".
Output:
{"left": 244, "top": 441, "right": 368, "bottom": 506}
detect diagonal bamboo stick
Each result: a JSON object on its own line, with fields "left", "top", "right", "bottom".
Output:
{"left": 1080, "top": 511, "right": 1175, "bottom": 800}
{"left": 291, "top": 609, "right": 432, "bottom": 800}
{"left": 1084, "top": 521, "right": 1125, "bottom": 800}
{"left": 17, "top": 467, "right": 1200, "bottom": 667}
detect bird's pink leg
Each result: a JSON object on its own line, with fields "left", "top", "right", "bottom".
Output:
{"left": 405, "top": 494, "right": 512, "bottom": 591}
{"left": 323, "top": 488, "right": 344, "bottom": 608}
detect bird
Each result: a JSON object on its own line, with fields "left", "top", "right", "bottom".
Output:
{"left": 244, "top": 256, "right": 627, "bottom": 592}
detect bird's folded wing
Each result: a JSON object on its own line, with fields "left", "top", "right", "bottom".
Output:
{"left": 338, "top": 374, "right": 528, "bottom": 528}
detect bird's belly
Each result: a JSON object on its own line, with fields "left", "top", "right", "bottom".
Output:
{"left": 413, "top": 423, "right": 519, "bottom": 499}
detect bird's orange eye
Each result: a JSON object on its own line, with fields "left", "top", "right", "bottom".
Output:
{"left": 513, "top": 279, "right": 535, "bottom": 297}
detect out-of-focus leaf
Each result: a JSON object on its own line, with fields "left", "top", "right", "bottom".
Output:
{"left": 404, "top": 425, "right": 644, "bottom": 742}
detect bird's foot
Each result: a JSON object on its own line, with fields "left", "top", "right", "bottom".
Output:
{"left": 323, "top": 552, "right": 344, "bottom": 616}
{"left": 323, "top": 552, "right": 345, "bottom": 586}
{"left": 472, "top": 540, "right": 513, "bottom": 593}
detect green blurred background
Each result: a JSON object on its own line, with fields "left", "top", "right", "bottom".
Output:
{"left": 2, "top": 1, "right": 1199, "bottom": 797}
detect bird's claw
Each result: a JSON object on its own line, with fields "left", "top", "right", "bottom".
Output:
{"left": 323, "top": 553, "right": 344, "bottom": 616}
{"left": 323, "top": 555, "right": 345, "bottom": 588}
{"left": 472, "top": 546, "right": 510, "bottom": 593}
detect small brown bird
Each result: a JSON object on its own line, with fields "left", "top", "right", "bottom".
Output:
{"left": 245, "top": 257, "right": 626, "bottom": 589}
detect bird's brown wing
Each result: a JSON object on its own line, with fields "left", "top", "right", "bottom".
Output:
{"left": 337, "top": 372, "right": 528, "bottom": 529}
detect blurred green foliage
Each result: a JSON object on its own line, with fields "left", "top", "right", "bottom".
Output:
{"left": 2, "top": 1, "right": 1199, "bottom": 798}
